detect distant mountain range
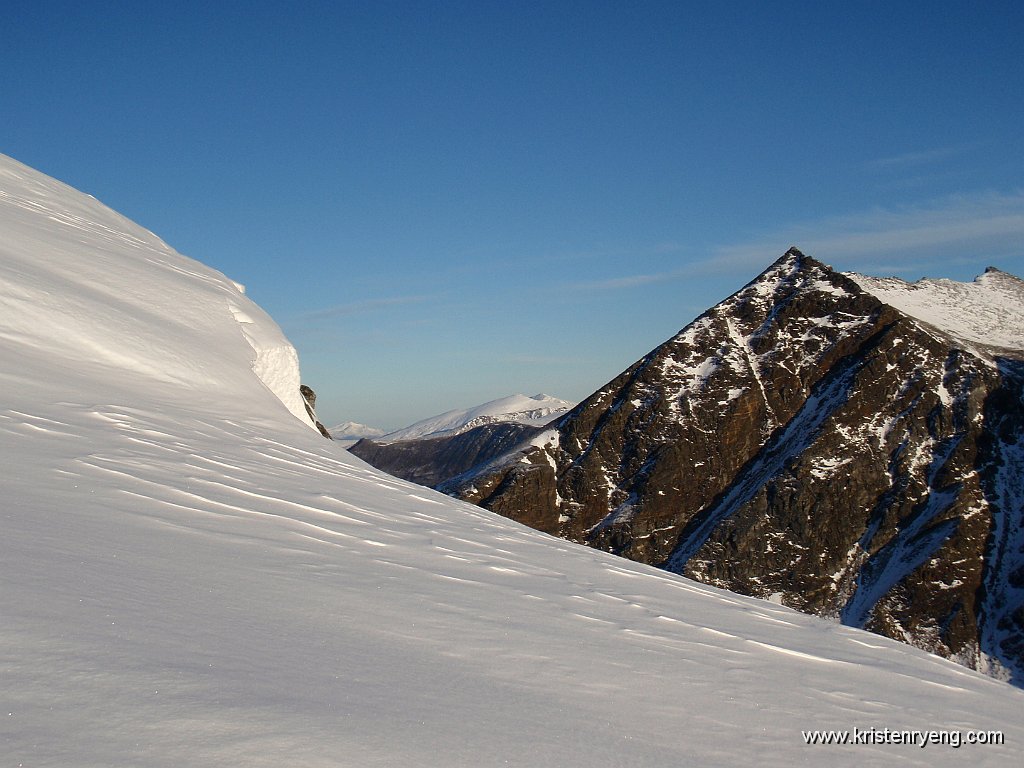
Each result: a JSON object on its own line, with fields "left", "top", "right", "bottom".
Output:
{"left": 348, "top": 393, "right": 575, "bottom": 487}
{"left": 377, "top": 393, "right": 575, "bottom": 443}
{"left": 351, "top": 249, "right": 1024, "bottom": 684}
{"left": 329, "top": 421, "right": 387, "bottom": 441}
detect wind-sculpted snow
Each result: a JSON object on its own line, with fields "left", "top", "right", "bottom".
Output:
{"left": 0, "top": 154, "right": 313, "bottom": 428}
{"left": 3, "top": 155, "right": 1023, "bottom": 766}
{"left": 7, "top": 398, "right": 1023, "bottom": 767}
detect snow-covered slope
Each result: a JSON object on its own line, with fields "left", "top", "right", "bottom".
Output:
{"left": 0, "top": 155, "right": 313, "bottom": 428}
{"left": 3, "top": 156, "right": 1023, "bottom": 767}
{"left": 849, "top": 268, "right": 1024, "bottom": 356}
{"left": 380, "top": 393, "right": 575, "bottom": 442}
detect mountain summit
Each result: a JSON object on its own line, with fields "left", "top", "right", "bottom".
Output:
{"left": 389, "top": 248, "right": 1024, "bottom": 683}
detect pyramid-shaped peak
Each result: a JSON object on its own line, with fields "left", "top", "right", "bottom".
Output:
{"left": 778, "top": 246, "right": 834, "bottom": 274}
{"left": 978, "top": 265, "right": 1024, "bottom": 288}
{"left": 739, "top": 248, "right": 845, "bottom": 299}
{"left": 783, "top": 245, "right": 807, "bottom": 260}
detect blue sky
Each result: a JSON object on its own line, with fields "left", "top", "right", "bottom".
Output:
{"left": 5, "top": 1, "right": 1023, "bottom": 429}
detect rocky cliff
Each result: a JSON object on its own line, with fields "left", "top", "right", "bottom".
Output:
{"left": 360, "top": 249, "right": 1024, "bottom": 683}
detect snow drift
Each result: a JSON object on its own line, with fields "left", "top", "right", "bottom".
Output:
{"left": 2, "top": 153, "right": 1022, "bottom": 767}
{"left": 0, "top": 155, "right": 312, "bottom": 428}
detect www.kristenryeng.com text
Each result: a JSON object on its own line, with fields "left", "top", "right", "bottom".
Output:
{"left": 801, "top": 727, "right": 1004, "bottom": 749}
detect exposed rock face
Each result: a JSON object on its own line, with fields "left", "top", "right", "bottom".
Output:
{"left": 359, "top": 249, "right": 1024, "bottom": 683}
{"left": 300, "top": 384, "right": 332, "bottom": 439}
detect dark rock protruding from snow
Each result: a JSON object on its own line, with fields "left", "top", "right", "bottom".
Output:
{"left": 300, "top": 384, "right": 332, "bottom": 439}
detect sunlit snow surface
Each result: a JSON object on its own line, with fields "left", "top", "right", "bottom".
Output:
{"left": 849, "top": 269, "right": 1024, "bottom": 356}
{"left": 2, "top": 153, "right": 1022, "bottom": 766}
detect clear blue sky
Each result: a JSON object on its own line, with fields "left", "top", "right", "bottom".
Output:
{"left": 5, "top": 1, "right": 1023, "bottom": 429}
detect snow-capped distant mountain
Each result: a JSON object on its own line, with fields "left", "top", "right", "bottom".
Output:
{"left": 329, "top": 420, "right": 387, "bottom": 441}
{"left": 378, "top": 393, "right": 575, "bottom": 442}
{"left": 4, "top": 156, "right": 1024, "bottom": 767}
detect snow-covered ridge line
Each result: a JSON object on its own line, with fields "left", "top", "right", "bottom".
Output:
{"left": 0, "top": 152, "right": 314, "bottom": 429}
{"left": 380, "top": 393, "right": 575, "bottom": 442}
{"left": 849, "top": 268, "right": 1024, "bottom": 355}
{"left": 330, "top": 420, "right": 387, "bottom": 441}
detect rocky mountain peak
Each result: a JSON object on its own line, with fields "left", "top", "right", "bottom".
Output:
{"left": 357, "top": 250, "right": 1024, "bottom": 685}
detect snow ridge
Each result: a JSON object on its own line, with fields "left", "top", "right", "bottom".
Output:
{"left": 849, "top": 268, "right": 1024, "bottom": 356}
{"left": 330, "top": 421, "right": 388, "bottom": 441}
{"left": 0, "top": 153, "right": 314, "bottom": 429}
{"left": 380, "top": 393, "right": 575, "bottom": 442}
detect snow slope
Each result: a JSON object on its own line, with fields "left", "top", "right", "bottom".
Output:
{"left": 0, "top": 155, "right": 313, "bottom": 428}
{"left": 849, "top": 268, "right": 1024, "bottom": 356}
{"left": 2, "top": 154, "right": 1023, "bottom": 767}
{"left": 380, "top": 393, "right": 575, "bottom": 442}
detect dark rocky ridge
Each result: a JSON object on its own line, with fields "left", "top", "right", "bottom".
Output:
{"left": 352, "top": 249, "right": 1024, "bottom": 684}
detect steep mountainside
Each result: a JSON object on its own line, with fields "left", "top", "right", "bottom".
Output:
{"left": 423, "top": 249, "right": 1024, "bottom": 682}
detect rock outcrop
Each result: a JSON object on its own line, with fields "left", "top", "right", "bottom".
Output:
{"left": 300, "top": 384, "right": 332, "bottom": 438}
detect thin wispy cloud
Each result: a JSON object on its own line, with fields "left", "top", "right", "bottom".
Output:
{"left": 301, "top": 295, "right": 433, "bottom": 321}
{"left": 567, "top": 192, "right": 1024, "bottom": 292}
{"left": 501, "top": 352, "right": 587, "bottom": 366}
{"left": 564, "top": 242, "right": 694, "bottom": 292}
{"left": 707, "top": 191, "right": 1024, "bottom": 276}
{"left": 866, "top": 146, "right": 960, "bottom": 170}
{"left": 572, "top": 272, "right": 679, "bottom": 291}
